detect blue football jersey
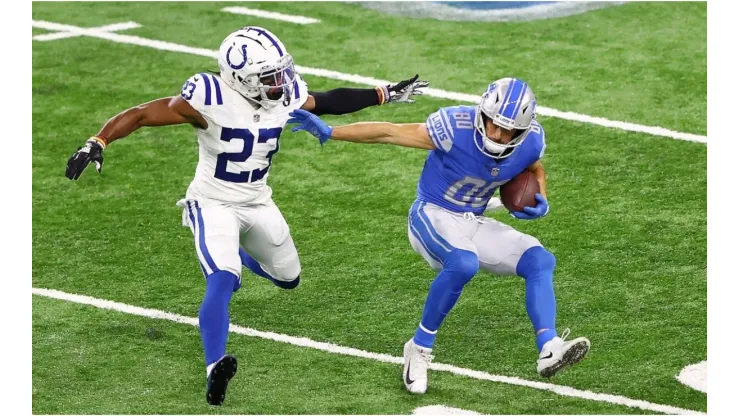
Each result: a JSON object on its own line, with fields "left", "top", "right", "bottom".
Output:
{"left": 418, "top": 105, "right": 546, "bottom": 215}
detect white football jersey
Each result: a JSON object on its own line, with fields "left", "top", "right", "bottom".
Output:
{"left": 179, "top": 72, "right": 308, "bottom": 205}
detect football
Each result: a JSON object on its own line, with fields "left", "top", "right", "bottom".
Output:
{"left": 500, "top": 170, "right": 540, "bottom": 212}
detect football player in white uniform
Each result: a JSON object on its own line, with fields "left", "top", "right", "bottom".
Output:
{"left": 65, "top": 26, "right": 428, "bottom": 405}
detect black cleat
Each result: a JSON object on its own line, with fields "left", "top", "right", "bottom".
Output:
{"left": 206, "top": 355, "right": 238, "bottom": 405}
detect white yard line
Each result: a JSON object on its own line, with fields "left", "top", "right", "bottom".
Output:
{"left": 32, "top": 21, "right": 141, "bottom": 41}
{"left": 32, "top": 287, "right": 705, "bottom": 415}
{"left": 222, "top": 6, "right": 320, "bottom": 25}
{"left": 31, "top": 20, "right": 706, "bottom": 144}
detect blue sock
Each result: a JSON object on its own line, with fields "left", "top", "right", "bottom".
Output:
{"left": 239, "top": 248, "right": 300, "bottom": 289}
{"left": 199, "top": 270, "right": 238, "bottom": 366}
{"left": 516, "top": 246, "right": 558, "bottom": 352}
{"left": 413, "top": 250, "right": 479, "bottom": 349}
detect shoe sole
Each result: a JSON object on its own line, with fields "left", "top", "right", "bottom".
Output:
{"left": 207, "top": 356, "right": 238, "bottom": 405}
{"left": 539, "top": 340, "right": 590, "bottom": 378}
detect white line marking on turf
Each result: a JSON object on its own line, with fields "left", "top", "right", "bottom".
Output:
{"left": 222, "top": 6, "right": 320, "bottom": 25}
{"left": 30, "top": 20, "right": 706, "bottom": 144}
{"left": 677, "top": 361, "right": 707, "bottom": 393}
{"left": 413, "top": 405, "right": 482, "bottom": 415}
{"left": 32, "top": 21, "right": 141, "bottom": 41}
{"left": 32, "top": 287, "right": 705, "bottom": 415}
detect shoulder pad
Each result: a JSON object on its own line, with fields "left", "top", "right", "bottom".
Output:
{"left": 180, "top": 73, "right": 225, "bottom": 113}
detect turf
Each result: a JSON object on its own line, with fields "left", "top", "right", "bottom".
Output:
{"left": 32, "top": 1, "right": 706, "bottom": 414}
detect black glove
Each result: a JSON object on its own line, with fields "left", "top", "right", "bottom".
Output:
{"left": 382, "top": 74, "right": 430, "bottom": 104}
{"left": 65, "top": 138, "right": 105, "bottom": 180}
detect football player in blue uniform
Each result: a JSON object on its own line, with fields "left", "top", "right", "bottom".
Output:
{"left": 288, "top": 77, "right": 590, "bottom": 394}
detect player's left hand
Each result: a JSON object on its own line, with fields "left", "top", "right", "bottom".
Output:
{"left": 383, "top": 74, "right": 429, "bottom": 104}
{"left": 511, "top": 194, "right": 550, "bottom": 220}
{"left": 288, "top": 109, "right": 334, "bottom": 145}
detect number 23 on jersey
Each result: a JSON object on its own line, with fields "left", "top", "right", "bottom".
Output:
{"left": 215, "top": 127, "right": 282, "bottom": 183}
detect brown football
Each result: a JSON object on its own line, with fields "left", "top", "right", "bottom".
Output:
{"left": 500, "top": 170, "right": 540, "bottom": 213}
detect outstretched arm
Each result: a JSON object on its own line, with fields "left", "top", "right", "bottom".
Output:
{"left": 97, "top": 96, "right": 207, "bottom": 145}
{"left": 301, "top": 75, "right": 428, "bottom": 116}
{"left": 65, "top": 96, "right": 205, "bottom": 180}
{"left": 287, "top": 109, "right": 435, "bottom": 150}
{"left": 331, "top": 122, "right": 435, "bottom": 150}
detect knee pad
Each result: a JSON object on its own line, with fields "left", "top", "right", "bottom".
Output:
{"left": 516, "top": 246, "right": 556, "bottom": 279}
{"left": 270, "top": 257, "right": 301, "bottom": 283}
{"left": 444, "top": 249, "right": 480, "bottom": 284}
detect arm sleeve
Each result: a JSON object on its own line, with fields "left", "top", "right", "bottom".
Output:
{"left": 308, "top": 88, "right": 381, "bottom": 116}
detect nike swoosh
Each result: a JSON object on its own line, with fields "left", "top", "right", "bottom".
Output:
{"left": 193, "top": 76, "right": 200, "bottom": 81}
{"left": 405, "top": 365, "right": 415, "bottom": 385}
{"left": 540, "top": 352, "right": 554, "bottom": 360}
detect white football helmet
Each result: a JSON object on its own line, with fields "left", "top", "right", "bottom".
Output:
{"left": 217, "top": 26, "right": 296, "bottom": 109}
{"left": 474, "top": 77, "right": 537, "bottom": 159}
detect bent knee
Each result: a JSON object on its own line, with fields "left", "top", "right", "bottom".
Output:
{"left": 269, "top": 257, "right": 302, "bottom": 283}
{"left": 444, "top": 249, "right": 480, "bottom": 281}
{"left": 516, "top": 246, "right": 555, "bottom": 278}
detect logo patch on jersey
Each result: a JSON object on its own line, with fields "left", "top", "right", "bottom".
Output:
{"left": 253, "top": 114, "right": 260, "bottom": 122}
{"left": 358, "top": 1, "right": 625, "bottom": 22}
{"left": 428, "top": 112, "right": 453, "bottom": 152}
{"left": 491, "top": 167, "right": 499, "bottom": 177}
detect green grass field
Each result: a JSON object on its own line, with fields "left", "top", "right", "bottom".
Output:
{"left": 32, "top": 1, "right": 707, "bottom": 414}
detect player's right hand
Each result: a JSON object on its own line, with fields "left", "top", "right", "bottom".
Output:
{"left": 65, "top": 137, "right": 106, "bottom": 180}
{"left": 287, "top": 109, "right": 334, "bottom": 145}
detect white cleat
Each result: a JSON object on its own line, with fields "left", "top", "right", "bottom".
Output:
{"left": 537, "top": 329, "right": 591, "bottom": 378}
{"left": 403, "top": 339, "right": 434, "bottom": 394}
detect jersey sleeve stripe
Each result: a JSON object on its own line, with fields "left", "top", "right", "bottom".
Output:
{"left": 210, "top": 74, "right": 223, "bottom": 105}
{"left": 200, "top": 73, "right": 212, "bottom": 106}
{"left": 426, "top": 110, "right": 456, "bottom": 152}
{"left": 439, "top": 109, "right": 455, "bottom": 139}
{"left": 426, "top": 116, "right": 446, "bottom": 150}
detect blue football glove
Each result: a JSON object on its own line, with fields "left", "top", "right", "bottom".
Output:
{"left": 511, "top": 194, "right": 550, "bottom": 220}
{"left": 287, "top": 109, "right": 334, "bottom": 145}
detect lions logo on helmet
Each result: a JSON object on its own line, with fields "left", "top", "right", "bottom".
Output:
{"left": 217, "top": 26, "right": 297, "bottom": 109}
{"left": 474, "top": 77, "right": 536, "bottom": 159}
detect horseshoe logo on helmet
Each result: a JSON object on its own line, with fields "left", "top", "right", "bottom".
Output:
{"left": 226, "top": 44, "right": 249, "bottom": 70}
